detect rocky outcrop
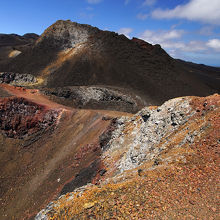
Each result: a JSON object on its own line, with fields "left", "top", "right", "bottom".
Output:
{"left": 36, "top": 20, "right": 100, "bottom": 49}
{"left": 101, "top": 94, "right": 219, "bottom": 179}
{"left": 0, "top": 84, "right": 131, "bottom": 220}
{"left": 42, "top": 86, "right": 144, "bottom": 113}
{"left": 0, "top": 97, "right": 59, "bottom": 138}
{"left": 0, "top": 72, "right": 37, "bottom": 86}
{"left": 103, "top": 97, "right": 195, "bottom": 172}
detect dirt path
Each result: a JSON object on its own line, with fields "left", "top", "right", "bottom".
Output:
{"left": 0, "top": 84, "right": 132, "bottom": 117}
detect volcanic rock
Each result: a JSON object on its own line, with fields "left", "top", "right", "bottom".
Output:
{"left": 1, "top": 20, "right": 219, "bottom": 106}
{"left": 0, "top": 72, "right": 37, "bottom": 86}
{"left": 42, "top": 86, "right": 143, "bottom": 113}
{"left": 0, "top": 97, "right": 59, "bottom": 138}
{"left": 35, "top": 94, "right": 220, "bottom": 219}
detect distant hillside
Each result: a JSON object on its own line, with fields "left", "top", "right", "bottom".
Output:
{"left": 0, "top": 33, "right": 38, "bottom": 47}
{"left": 0, "top": 20, "right": 219, "bottom": 105}
{"left": 0, "top": 33, "right": 39, "bottom": 66}
{"left": 175, "top": 59, "right": 220, "bottom": 91}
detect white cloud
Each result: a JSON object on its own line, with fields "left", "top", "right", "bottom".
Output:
{"left": 143, "top": 0, "right": 156, "bottom": 7}
{"left": 87, "top": 0, "right": 102, "bottom": 4}
{"left": 182, "top": 41, "right": 207, "bottom": 52}
{"left": 139, "top": 29, "right": 210, "bottom": 54}
{"left": 139, "top": 28, "right": 220, "bottom": 65}
{"left": 207, "top": 39, "right": 220, "bottom": 51}
{"left": 163, "top": 30, "right": 185, "bottom": 40}
{"left": 152, "top": 0, "right": 220, "bottom": 25}
{"left": 162, "top": 40, "right": 207, "bottom": 53}
{"left": 140, "top": 29, "right": 184, "bottom": 45}
{"left": 137, "top": 13, "right": 148, "bottom": 20}
{"left": 118, "top": 28, "right": 133, "bottom": 38}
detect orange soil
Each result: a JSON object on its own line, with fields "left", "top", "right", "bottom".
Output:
{"left": 46, "top": 94, "right": 220, "bottom": 220}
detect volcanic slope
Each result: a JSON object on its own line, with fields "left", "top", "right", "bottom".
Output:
{"left": 1, "top": 20, "right": 219, "bottom": 105}
{"left": 36, "top": 93, "right": 220, "bottom": 220}
{"left": 0, "top": 83, "right": 219, "bottom": 220}
{"left": 0, "top": 84, "right": 130, "bottom": 219}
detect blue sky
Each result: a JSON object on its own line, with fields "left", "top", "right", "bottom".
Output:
{"left": 0, "top": 0, "right": 220, "bottom": 66}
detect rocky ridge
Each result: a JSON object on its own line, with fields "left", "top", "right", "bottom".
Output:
{"left": 103, "top": 97, "right": 195, "bottom": 172}
{"left": 35, "top": 94, "right": 220, "bottom": 219}
{"left": 42, "top": 86, "right": 144, "bottom": 113}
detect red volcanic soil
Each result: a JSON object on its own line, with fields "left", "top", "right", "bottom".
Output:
{"left": 0, "top": 84, "right": 130, "bottom": 219}
{"left": 0, "top": 84, "right": 63, "bottom": 139}
{"left": 0, "top": 84, "right": 68, "bottom": 109}
{"left": 0, "top": 97, "right": 59, "bottom": 138}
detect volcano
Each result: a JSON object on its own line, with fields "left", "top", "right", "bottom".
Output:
{"left": 1, "top": 20, "right": 219, "bottom": 106}
{"left": 0, "top": 20, "right": 219, "bottom": 219}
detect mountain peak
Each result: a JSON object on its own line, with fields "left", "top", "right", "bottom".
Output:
{"left": 36, "top": 20, "right": 100, "bottom": 49}
{"left": 1, "top": 20, "right": 219, "bottom": 106}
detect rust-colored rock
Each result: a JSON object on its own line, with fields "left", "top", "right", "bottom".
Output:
{"left": 0, "top": 97, "right": 59, "bottom": 138}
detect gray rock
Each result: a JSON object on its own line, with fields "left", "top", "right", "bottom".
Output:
{"left": 42, "top": 86, "right": 141, "bottom": 113}
{"left": 103, "top": 97, "right": 196, "bottom": 172}
{"left": 0, "top": 72, "right": 37, "bottom": 85}
{"left": 36, "top": 20, "right": 100, "bottom": 49}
